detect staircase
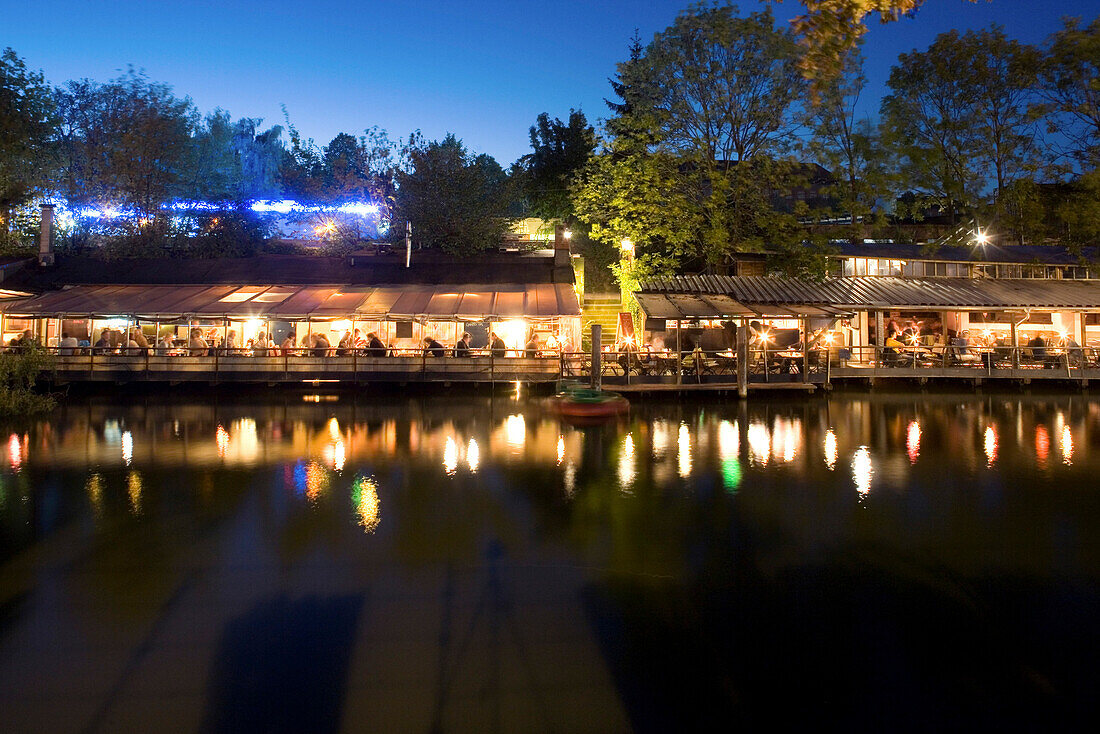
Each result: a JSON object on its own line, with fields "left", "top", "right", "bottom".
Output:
{"left": 582, "top": 293, "right": 624, "bottom": 343}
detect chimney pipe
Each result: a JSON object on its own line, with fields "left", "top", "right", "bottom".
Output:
{"left": 38, "top": 204, "right": 55, "bottom": 267}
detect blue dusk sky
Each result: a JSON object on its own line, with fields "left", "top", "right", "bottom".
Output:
{"left": 3, "top": 0, "right": 1097, "bottom": 165}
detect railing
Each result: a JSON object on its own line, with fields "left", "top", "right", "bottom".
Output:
{"left": 14, "top": 343, "right": 1100, "bottom": 384}
{"left": 561, "top": 348, "right": 828, "bottom": 385}
{"left": 831, "top": 343, "right": 1098, "bottom": 379}
{"left": 15, "top": 345, "right": 562, "bottom": 383}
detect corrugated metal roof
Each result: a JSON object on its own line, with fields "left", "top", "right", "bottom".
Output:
{"left": 0, "top": 283, "right": 581, "bottom": 319}
{"left": 638, "top": 276, "right": 1100, "bottom": 311}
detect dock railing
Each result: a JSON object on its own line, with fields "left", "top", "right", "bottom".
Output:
{"left": 14, "top": 343, "right": 1100, "bottom": 385}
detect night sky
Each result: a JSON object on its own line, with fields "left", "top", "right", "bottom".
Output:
{"left": 4, "top": 0, "right": 1097, "bottom": 165}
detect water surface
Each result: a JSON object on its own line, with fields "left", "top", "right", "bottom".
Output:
{"left": 1, "top": 390, "right": 1098, "bottom": 732}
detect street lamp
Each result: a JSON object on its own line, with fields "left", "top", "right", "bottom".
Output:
{"left": 621, "top": 238, "right": 634, "bottom": 264}
{"left": 973, "top": 227, "right": 990, "bottom": 246}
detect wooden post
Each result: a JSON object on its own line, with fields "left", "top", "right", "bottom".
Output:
{"left": 591, "top": 323, "right": 602, "bottom": 389}
{"left": 801, "top": 317, "right": 809, "bottom": 383}
{"left": 737, "top": 320, "right": 749, "bottom": 399}
{"left": 875, "top": 310, "right": 885, "bottom": 368}
{"left": 675, "top": 320, "right": 682, "bottom": 386}
{"left": 1011, "top": 319, "right": 1019, "bottom": 369}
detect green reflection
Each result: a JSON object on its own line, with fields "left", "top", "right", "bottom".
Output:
{"left": 722, "top": 457, "right": 741, "bottom": 491}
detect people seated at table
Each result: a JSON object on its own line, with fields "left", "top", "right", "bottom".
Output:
{"left": 59, "top": 332, "right": 78, "bottom": 356}
{"left": 337, "top": 330, "right": 353, "bottom": 355}
{"left": 187, "top": 328, "right": 207, "bottom": 356}
{"left": 490, "top": 331, "right": 507, "bottom": 357}
{"left": 1027, "top": 333, "right": 1047, "bottom": 361}
{"left": 524, "top": 333, "right": 540, "bottom": 358}
{"left": 127, "top": 328, "right": 150, "bottom": 354}
{"left": 155, "top": 333, "right": 174, "bottom": 354}
{"left": 616, "top": 338, "right": 639, "bottom": 374}
{"left": 310, "top": 332, "right": 331, "bottom": 357}
{"left": 353, "top": 329, "right": 366, "bottom": 349}
{"left": 365, "top": 332, "right": 386, "bottom": 356}
{"left": 455, "top": 332, "right": 471, "bottom": 357}
{"left": 1062, "top": 334, "right": 1085, "bottom": 367}
{"left": 253, "top": 331, "right": 272, "bottom": 356}
{"left": 423, "top": 336, "right": 445, "bottom": 357}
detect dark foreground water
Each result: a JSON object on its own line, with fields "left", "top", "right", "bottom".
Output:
{"left": 1, "top": 389, "right": 1099, "bottom": 732}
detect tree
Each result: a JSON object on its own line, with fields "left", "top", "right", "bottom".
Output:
{"left": 390, "top": 134, "right": 516, "bottom": 256}
{"left": 0, "top": 48, "right": 56, "bottom": 248}
{"left": 1036, "top": 16, "right": 1100, "bottom": 169}
{"left": 882, "top": 28, "right": 1041, "bottom": 224}
{"left": 519, "top": 110, "right": 595, "bottom": 222}
{"left": 803, "top": 49, "right": 889, "bottom": 238}
{"left": 632, "top": 3, "right": 804, "bottom": 163}
{"left": 964, "top": 27, "right": 1040, "bottom": 198}
{"left": 55, "top": 68, "right": 198, "bottom": 216}
{"left": 881, "top": 33, "right": 985, "bottom": 223}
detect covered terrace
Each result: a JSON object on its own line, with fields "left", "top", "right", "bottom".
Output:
{"left": 0, "top": 282, "right": 581, "bottom": 384}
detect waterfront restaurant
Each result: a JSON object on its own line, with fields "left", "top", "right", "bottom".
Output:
{"left": 0, "top": 247, "right": 581, "bottom": 382}
{"left": 636, "top": 274, "right": 1100, "bottom": 360}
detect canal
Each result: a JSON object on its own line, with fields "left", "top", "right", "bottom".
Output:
{"left": 1, "top": 389, "right": 1098, "bottom": 732}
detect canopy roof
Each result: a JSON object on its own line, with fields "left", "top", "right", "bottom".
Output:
{"left": 0, "top": 283, "right": 581, "bottom": 320}
{"left": 637, "top": 275, "right": 1100, "bottom": 318}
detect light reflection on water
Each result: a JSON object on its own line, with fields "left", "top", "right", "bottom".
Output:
{"left": 4, "top": 392, "right": 1100, "bottom": 562}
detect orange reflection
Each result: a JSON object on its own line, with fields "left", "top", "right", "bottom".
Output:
{"left": 352, "top": 475, "right": 380, "bottom": 533}
{"left": 984, "top": 426, "right": 997, "bottom": 467}
{"left": 216, "top": 424, "right": 229, "bottom": 459}
{"left": 678, "top": 423, "right": 692, "bottom": 478}
{"left": 1035, "top": 425, "right": 1050, "bottom": 468}
{"left": 305, "top": 461, "right": 327, "bottom": 502}
{"left": 127, "top": 470, "right": 143, "bottom": 515}
{"left": 467, "top": 438, "right": 480, "bottom": 473}
{"left": 8, "top": 433, "right": 21, "bottom": 471}
{"left": 619, "top": 434, "right": 636, "bottom": 489}
{"left": 443, "top": 436, "right": 458, "bottom": 475}
{"left": 824, "top": 429, "right": 837, "bottom": 471}
{"left": 852, "top": 446, "right": 873, "bottom": 498}
{"left": 906, "top": 421, "right": 920, "bottom": 464}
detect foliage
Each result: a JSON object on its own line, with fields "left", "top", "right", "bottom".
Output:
{"left": 55, "top": 68, "right": 199, "bottom": 216}
{"left": 631, "top": 3, "right": 805, "bottom": 162}
{"left": 1047, "top": 170, "right": 1100, "bottom": 253}
{"left": 1036, "top": 16, "right": 1100, "bottom": 169}
{"left": 882, "top": 27, "right": 1041, "bottom": 225}
{"left": 519, "top": 110, "right": 595, "bottom": 222}
{"left": 390, "top": 134, "right": 516, "bottom": 256}
{"left": 183, "top": 111, "right": 285, "bottom": 201}
{"left": 780, "top": 1, "right": 979, "bottom": 91}
{"left": 575, "top": 4, "right": 818, "bottom": 287}
{"left": 0, "top": 48, "right": 57, "bottom": 249}
{"left": 0, "top": 343, "right": 55, "bottom": 416}
{"left": 571, "top": 145, "right": 700, "bottom": 273}
{"left": 802, "top": 49, "right": 889, "bottom": 238}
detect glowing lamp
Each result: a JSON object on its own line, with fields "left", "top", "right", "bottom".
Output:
{"left": 620, "top": 238, "right": 634, "bottom": 253}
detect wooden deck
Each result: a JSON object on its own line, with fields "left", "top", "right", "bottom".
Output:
{"left": 35, "top": 352, "right": 1100, "bottom": 390}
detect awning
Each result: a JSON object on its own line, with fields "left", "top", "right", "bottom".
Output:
{"left": 638, "top": 275, "right": 1100, "bottom": 312}
{"left": 635, "top": 292, "right": 847, "bottom": 319}
{"left": 0, "top": 283, "right": 582, "bottom": 320}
